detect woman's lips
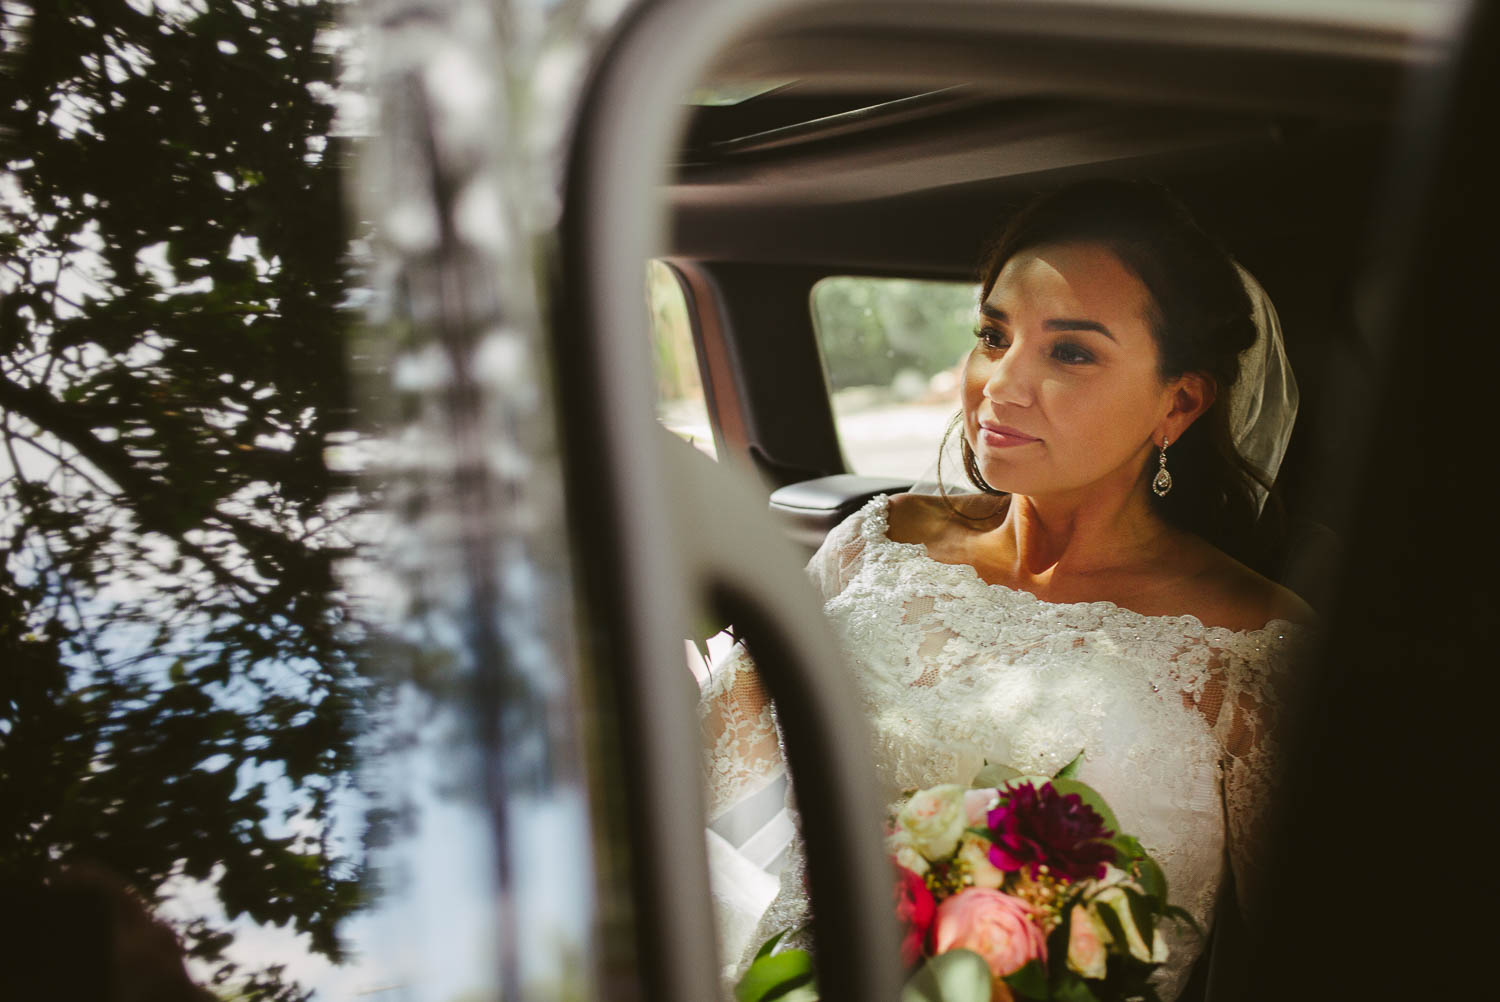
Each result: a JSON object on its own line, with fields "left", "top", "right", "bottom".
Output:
{"left": 979, "top": 424, "right": 1040, "bottom": 448}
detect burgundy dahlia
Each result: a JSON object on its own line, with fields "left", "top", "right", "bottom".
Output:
{"left": 984, "top": 781, "right": 1115, "bottom": 882}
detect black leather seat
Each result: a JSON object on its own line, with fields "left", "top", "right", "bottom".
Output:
{"left": 768, "top": 474, "right": 915, "bottom": 551}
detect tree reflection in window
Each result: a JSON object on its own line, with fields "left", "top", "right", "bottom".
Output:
{"left": 1, "top": 2, "right": 371, "bottom": 997}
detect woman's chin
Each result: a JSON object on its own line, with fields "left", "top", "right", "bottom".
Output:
{"left": 976, "top": 469, "right": 1028, "bottom": 495}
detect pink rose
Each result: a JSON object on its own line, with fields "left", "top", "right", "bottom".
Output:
{"left": 932, "top": 888, "right": 1047, "bottom": 984}
{"left": 965, "top": 788, "right": 999, "bottom": 826}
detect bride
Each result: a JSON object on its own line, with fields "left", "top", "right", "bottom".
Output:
{"left": 699, "top": 179, "right": 1315, "bottom": 1000}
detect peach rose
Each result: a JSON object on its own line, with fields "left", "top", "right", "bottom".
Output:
{"left": 932, "top": 888, "right": 1047, "bottom": 984}
{"left": 1066, "top": 904, "right": 1107, "bottom": 979}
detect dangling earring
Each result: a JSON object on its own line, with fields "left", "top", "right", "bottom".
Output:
{"left": 1151, "top": 436, "right": 1173, "bottom": 497}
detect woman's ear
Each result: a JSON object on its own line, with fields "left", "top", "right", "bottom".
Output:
{"left": 1161, "top": 372, "right": 1216, "bottom": 443}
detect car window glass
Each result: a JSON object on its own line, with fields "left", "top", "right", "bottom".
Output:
{"left": 0, "top": 3, "right": 617, "bottom": 999}
{"left": 0, "top": 2, "right": 390, "bottom": 996}
{"left": 648, "top": 260, "right": 716, "bottom": 459}
{"left": 810, "top": 277, "right": 977, "bottom": 479}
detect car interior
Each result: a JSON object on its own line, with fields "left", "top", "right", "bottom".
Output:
{"left": 556, "top": 0, "right": 1496, "bottom": 999}
{"left": 544, "top": 3, "right": 1481, "bottom": 1001}
{"left": 652, "top": 2, "right": 1452, "bottom": 612}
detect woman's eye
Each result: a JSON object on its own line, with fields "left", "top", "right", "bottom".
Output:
{"left": 974, "top": 325, "right": 1007, "bottom": 350}
{"left": 1051, "top": 342, "right": 1094, "bottom": 365}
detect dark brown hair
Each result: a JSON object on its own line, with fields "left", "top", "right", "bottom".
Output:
{"left": 949, "top": 179, "right": 1276, "bottom": 563}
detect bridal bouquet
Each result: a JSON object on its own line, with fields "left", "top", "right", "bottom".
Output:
{"left": 737, "top": 754, "right": 1197, "bottom": 1002}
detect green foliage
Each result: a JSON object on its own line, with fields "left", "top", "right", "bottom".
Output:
{"left": 1001, "top": 959, "right": 1051, "bottom": 1001}
{"left": 0, "top": 1, "right": 371, "bottom": 998}
{"left": 1052, "top": 750, "right": 1084, "bottom": 780}
{"left": 736, "top": 947, "right": 815, "bottom": 1002}
{"left": 1106, "top": 833, "right": 1169, "bottom": 908}
{"left": 754, "top": 927, "right": 793, "bottom": 962}
{"left": 902, "top": 949, "right": 993, "bottom": 1002}
{"left": 811, "top": 277, "right": 979, "bottom": 391}
{"left": 648, "top": 259, "right": 701, "bottom": 403}
{"left": 969, "top": 761, "right": 1023, "bottom": 788}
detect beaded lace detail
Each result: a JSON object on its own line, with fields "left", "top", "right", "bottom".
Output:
{"left": 700, "top": 495, "right": 1308, "bottom": 999}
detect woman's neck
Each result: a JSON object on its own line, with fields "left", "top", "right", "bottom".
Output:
{"left": 987, "top": 481, "right": 1173, "bottom": 587}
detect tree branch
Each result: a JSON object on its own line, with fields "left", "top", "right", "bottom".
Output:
{"left": 0, "top": 375, "right": 273, "bottom": 605}
{"left": 1, "top": 410, "right": 110, "bottom": 674}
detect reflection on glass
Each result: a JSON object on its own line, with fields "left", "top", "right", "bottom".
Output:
{"left": 1, "top": 1, "right": 370, "bottom": 997}
{"left": 1, "top": 0, "right": 621, "bottom": 999}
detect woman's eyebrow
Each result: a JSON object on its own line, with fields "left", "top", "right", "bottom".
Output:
{"left": 1044, "top": 318, "right": 1116, "bottom": 341}
{"left": 980, "top": 304, "right": 1116, "bottom": 341}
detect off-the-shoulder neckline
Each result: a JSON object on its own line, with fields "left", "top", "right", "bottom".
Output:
{"left": 854, "top": 493, "right": 1306, "bottom": 642}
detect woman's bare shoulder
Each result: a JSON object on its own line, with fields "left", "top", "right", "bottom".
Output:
{"left": 885, "top": 492, "right": 1005, "bottom": 546}
{"left": 1183, "top": 539, "right": 1317, "bottom": 632}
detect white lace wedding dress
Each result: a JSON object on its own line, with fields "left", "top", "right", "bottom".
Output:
{"left": 699, "top": 495, "right": 1307, "bottom": 1000}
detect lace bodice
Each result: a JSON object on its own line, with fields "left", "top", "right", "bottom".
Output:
{"left": 699, "top": 495, "right": 1308, "bottom": 999}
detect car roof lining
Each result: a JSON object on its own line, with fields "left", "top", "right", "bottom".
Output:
{"left": 670, "top": 107, "right": 1384, "bottom": 276}
{"left": 663, "top": 1, "right": 1446, "bottom": 274}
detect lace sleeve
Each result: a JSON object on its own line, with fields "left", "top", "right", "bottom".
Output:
{"left": 804, "top": 498, "right": 878, "bottom": 602}
{"left": 697, "top": 498, "right": 880, "bottom": 819}
{"left": 1200, "top": 625, "right": 1310, "bottom": 923}
{"left": 699, "top": 643, "right": 783, "bottom": 824}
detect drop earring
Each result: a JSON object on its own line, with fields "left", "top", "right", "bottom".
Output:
{"left": 1152, "top": 436, "right": 1173, "bottom": 498}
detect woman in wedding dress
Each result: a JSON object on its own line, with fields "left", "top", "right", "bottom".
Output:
{"left": 699, "top": 180, "right": 1315, "bottom": 1000}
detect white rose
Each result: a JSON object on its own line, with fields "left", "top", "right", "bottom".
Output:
{"left": 1091, "top": 863, "right": 1133, "bottom": 890}
{"left": 1091, "top": 886, "right": 1154, "bottom": 963}
{"left": 886, "top": 827, "right": 929, "bottom": 875}
{"left": 896, "top": 784, "right": 967, "bottom": 860}
{"left": 1080, "top": 864, "right": 1168, "bottom": 965}
{"left": 956, "top": 834, "right": 1006, "bottom": 889}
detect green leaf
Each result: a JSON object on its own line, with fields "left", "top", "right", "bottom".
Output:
{"left": 1051, "top": 972, "right": 1102, "bottom": 1002}
{"left": 1163, "top": 904, "right": 1205, "bottom": 938}
{"left": 1106, "top": 834, "right": 1146, "bottom": 863}
{"left": 1123, "top": 888, "right": 1157, "bottom": 948}
{"left": 773, "top": 984, "right": 821, "bottom": 1002}
{"left": 903, "top": 950, "right": 994, "bottom": 1002}
{"left": 1053, "top": 750, "right": 1085, "bottom": 780}
{"left": 1133, "top": 854, "right": 1167, "bottom": 903}
{"left": 737, "top": 950, "right": 815, "bottom": 1002}
{"left": 971, "top": 762, "right": 1023, "bottom": 788}
{"left": 754, "top": 928, "right": 791, "bottom": 962}
{"left": 1096, "top": 900, "right": 1128, "bottom": 946}
{"left": 1046, "top": 906, "right": 1073, "bottom": 980}
{"left": 1001, "top": 959, "right": 1051, "bottom": 1001}
{"left": 1047, "top": 778, "right": 1119, "bottom": 834}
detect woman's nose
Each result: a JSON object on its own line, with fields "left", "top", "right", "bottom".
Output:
{"left": 984, "top": 345, "right": 1035, "bottom": 407}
